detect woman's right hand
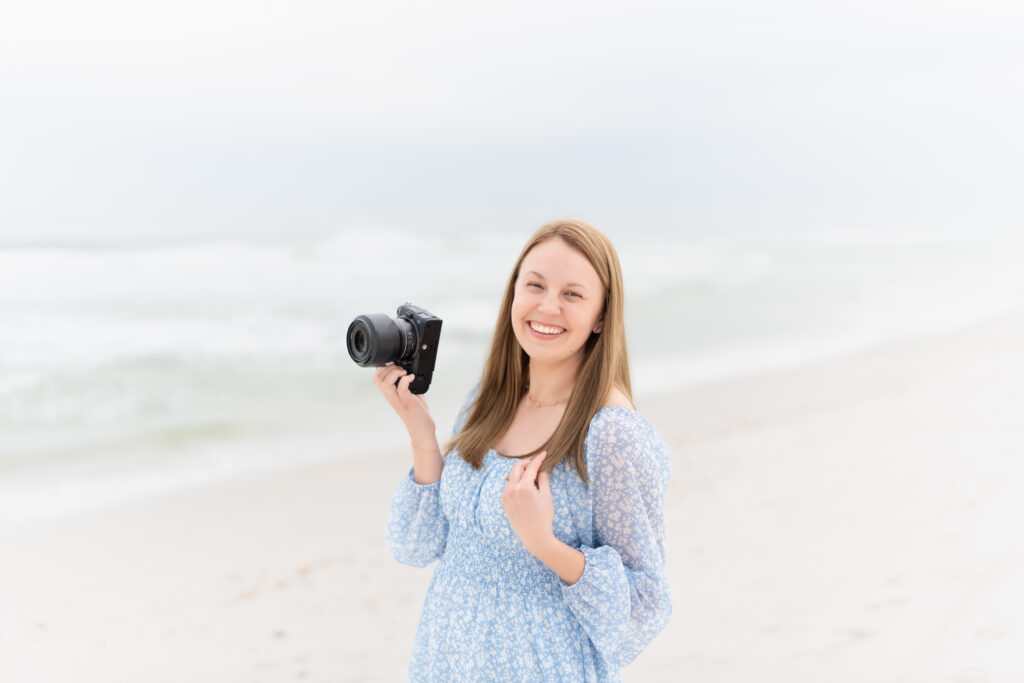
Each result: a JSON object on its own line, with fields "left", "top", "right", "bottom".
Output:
{"left": 372, "top": 363, "right": 436, "bottom": 446}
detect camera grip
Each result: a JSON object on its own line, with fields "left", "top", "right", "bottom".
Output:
{"left": 394, "top": 372, "right": 431, "bottom": 395}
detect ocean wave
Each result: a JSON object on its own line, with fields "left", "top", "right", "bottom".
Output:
{"left": 2, "top": 228, "right": 1022, "bottom": 526}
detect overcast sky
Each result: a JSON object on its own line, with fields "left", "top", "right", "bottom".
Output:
{"left": 1, "top": 0, "right": 1021, "bottom": 243}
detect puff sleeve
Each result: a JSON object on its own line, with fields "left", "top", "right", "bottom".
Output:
{"left": 385, "top": 385, "right": 477, "bottom": 568}
{"left": 559, "top": 408, "right": 673, "bottom": 668}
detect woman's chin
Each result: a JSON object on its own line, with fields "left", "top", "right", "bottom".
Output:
{"left": 515, "top": 330, "right": 584, "bottom": 366}
{"left": 522, "top": 346, "right": 582, "bottom": 368}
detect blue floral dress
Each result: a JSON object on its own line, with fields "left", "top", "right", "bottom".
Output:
{"left": 386, "top": 386, "right": 672, "bottom": 681}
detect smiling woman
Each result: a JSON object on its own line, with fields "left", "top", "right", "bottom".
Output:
{"left": 513, "top": 241, "right": 605, "bottom": 363}
{"left": 374, "top": 219, "right": 672, "bottom": 681}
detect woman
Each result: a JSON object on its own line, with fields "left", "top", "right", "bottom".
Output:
{"left": 374, "top": 219, "right": 672, "bottom": 681}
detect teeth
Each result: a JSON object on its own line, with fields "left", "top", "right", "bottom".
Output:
{"left": 530, "top": 321, "right": 565, "bottom": 335}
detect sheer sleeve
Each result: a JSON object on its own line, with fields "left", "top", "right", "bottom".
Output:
{"left": 385, "top": 385, "right": 478, "bottom": 568}
{"left": 559, "top": 408, "right": 673, "bottom": 667}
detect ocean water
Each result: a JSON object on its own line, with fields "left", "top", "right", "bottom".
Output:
{"left": 2, "top": 228, "right": 1022, "bottom": 528}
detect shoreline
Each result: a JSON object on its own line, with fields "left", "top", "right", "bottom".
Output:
{"left": 2, "top": 307, "right": 1023, "bottom": 681}
{"left": 6, "top": 304, "right": 1020, "bottom": 535}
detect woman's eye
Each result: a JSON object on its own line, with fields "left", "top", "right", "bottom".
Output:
{"left": 526, "top": 282, "right": 579, "bottom": 298}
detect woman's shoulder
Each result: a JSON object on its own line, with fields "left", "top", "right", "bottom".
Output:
{"left": 584, "top": 403, "right": 670, "bottom": 490}
{"left": 586, "top": 389, "right": 649, "bottom": 448}
{"left": 572, "top": 387, "right": 635, "bottom": 445}
{"left": 602, "top": 385, "right": 635, "bottom": 410}
{"left": 586, "top": 389, "right": 667, "bottom": 459}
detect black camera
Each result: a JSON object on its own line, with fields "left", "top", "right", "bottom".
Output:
{"left": 347, "top": 303, "right": 442, "bottom": 395}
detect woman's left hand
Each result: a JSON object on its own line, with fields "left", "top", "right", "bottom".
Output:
{"left": 502, "top": 452, "right": 555, "bottom": 556}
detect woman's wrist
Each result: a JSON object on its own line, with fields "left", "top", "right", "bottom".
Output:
{"left": 410, "top": 440, "right": 440, "bottom": 454}
{"left": 410, "top": 435, "right": 443, "bottom": 485}
{"left": 530, "top": 535, "right": 586, "bottom": 586}
{"left": 407, "top": 423, "right": 437, "bottom": 451}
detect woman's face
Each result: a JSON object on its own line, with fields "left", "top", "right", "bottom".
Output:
{"left": 510, "top": 238, "right": 605, "bottom": 368}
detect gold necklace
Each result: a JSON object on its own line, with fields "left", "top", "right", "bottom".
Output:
{"left": 527, "top": 391, "right": 570, "bottom": 408}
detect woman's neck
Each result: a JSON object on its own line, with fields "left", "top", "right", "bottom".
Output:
{"left": 527, "top": 357, "right": 580, "bottom": 404}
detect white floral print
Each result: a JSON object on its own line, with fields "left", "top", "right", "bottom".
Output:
{"left": 386, "top": 386, "right": 672, "bottom": 681}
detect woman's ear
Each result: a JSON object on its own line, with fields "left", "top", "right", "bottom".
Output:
{"left": 593, "top": 318, "right": 603, "bottom": 333}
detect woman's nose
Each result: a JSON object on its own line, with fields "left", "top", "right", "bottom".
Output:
{"left": 538, "top": 291, "right": 560, "bottom": 315}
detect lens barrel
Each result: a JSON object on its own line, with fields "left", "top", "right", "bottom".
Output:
{"left": 346, "top": 313, "right": 416, "bottom": 367}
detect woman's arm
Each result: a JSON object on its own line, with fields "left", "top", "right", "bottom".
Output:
{"left": 534, "top": 537, "right": 586, "bottom": 586}
{"left": 504, "top": 451, "right": 588, "bottom": 584}
{"left": 558, "top": 410, "right": 673, "bottom": 667}
{"left": 411, "top": 440, "right": 443, "bottom": 485}
{"left": 386, "top": 466, "right": 448, "bottom": 567}
{"left": 373, "top": 363, "right": 441, "bottom": 483}
{"left": 385, "top": 381, "right": 480, "bottom": 567}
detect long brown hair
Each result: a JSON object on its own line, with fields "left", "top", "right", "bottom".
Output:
{"left": 444, "top": 219, "right": 631, "bottom": 485}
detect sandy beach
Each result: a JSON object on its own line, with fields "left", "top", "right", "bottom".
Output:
{"left": 2, "top": 309, "right": 1022, "bottom": 682}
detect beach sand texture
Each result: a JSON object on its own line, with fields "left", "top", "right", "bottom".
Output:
{"left": 2, "top": 310, "right": 1022, "bottom": 682}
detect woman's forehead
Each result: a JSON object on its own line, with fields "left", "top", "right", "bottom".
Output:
{"left": 520, "top": 239, "right": 601, "bottom": 286}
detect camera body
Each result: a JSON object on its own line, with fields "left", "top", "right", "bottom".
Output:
{"left": 346, "top": 303, "right": 442, "bottom": 394}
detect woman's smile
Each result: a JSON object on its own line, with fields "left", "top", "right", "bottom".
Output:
{"left": 528, "top": 320, "right": 567, "bottom": 339}
{"left": 510, "top": 238, "right": 605, "bottom": 363}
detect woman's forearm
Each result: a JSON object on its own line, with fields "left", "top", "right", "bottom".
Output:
{"left": 411, "top": 438, "right": 443, "bottom": 484}
{"left": 533, "top": 536, "right": 586, "bottom": 586}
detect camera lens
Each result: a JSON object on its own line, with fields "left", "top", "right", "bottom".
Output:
{"left": 351, "top": 327, "right": 368, "bottom": 356}
{"left": 346, "top": 313, "right": 417, "bottom": 367}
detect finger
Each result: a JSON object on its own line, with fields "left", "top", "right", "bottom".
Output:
{"left": 507, "top": 459, "right": 529, "bottom": 485}
{"left": 372, "top": 364, "right": 389, "bottom": 386}
{"left": 537, "top": 469, "right": 550, "bottom": 495}
{"left": 372, "top": 362, "right": 396, "bottom": 383}
{"left": 397, "top": 373, "right": 416, "bottom": 398}
{"left": 374, "top": 367, "right": 408, "bottom": 407}
{"left": 524, "top": 451, "right": 546, "bottom": 480}
{"left": 380, "top": 366, "right": 407, "bottom": 390}
{"left": 505, "top": 458, "right": 524, "bottom": 485}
